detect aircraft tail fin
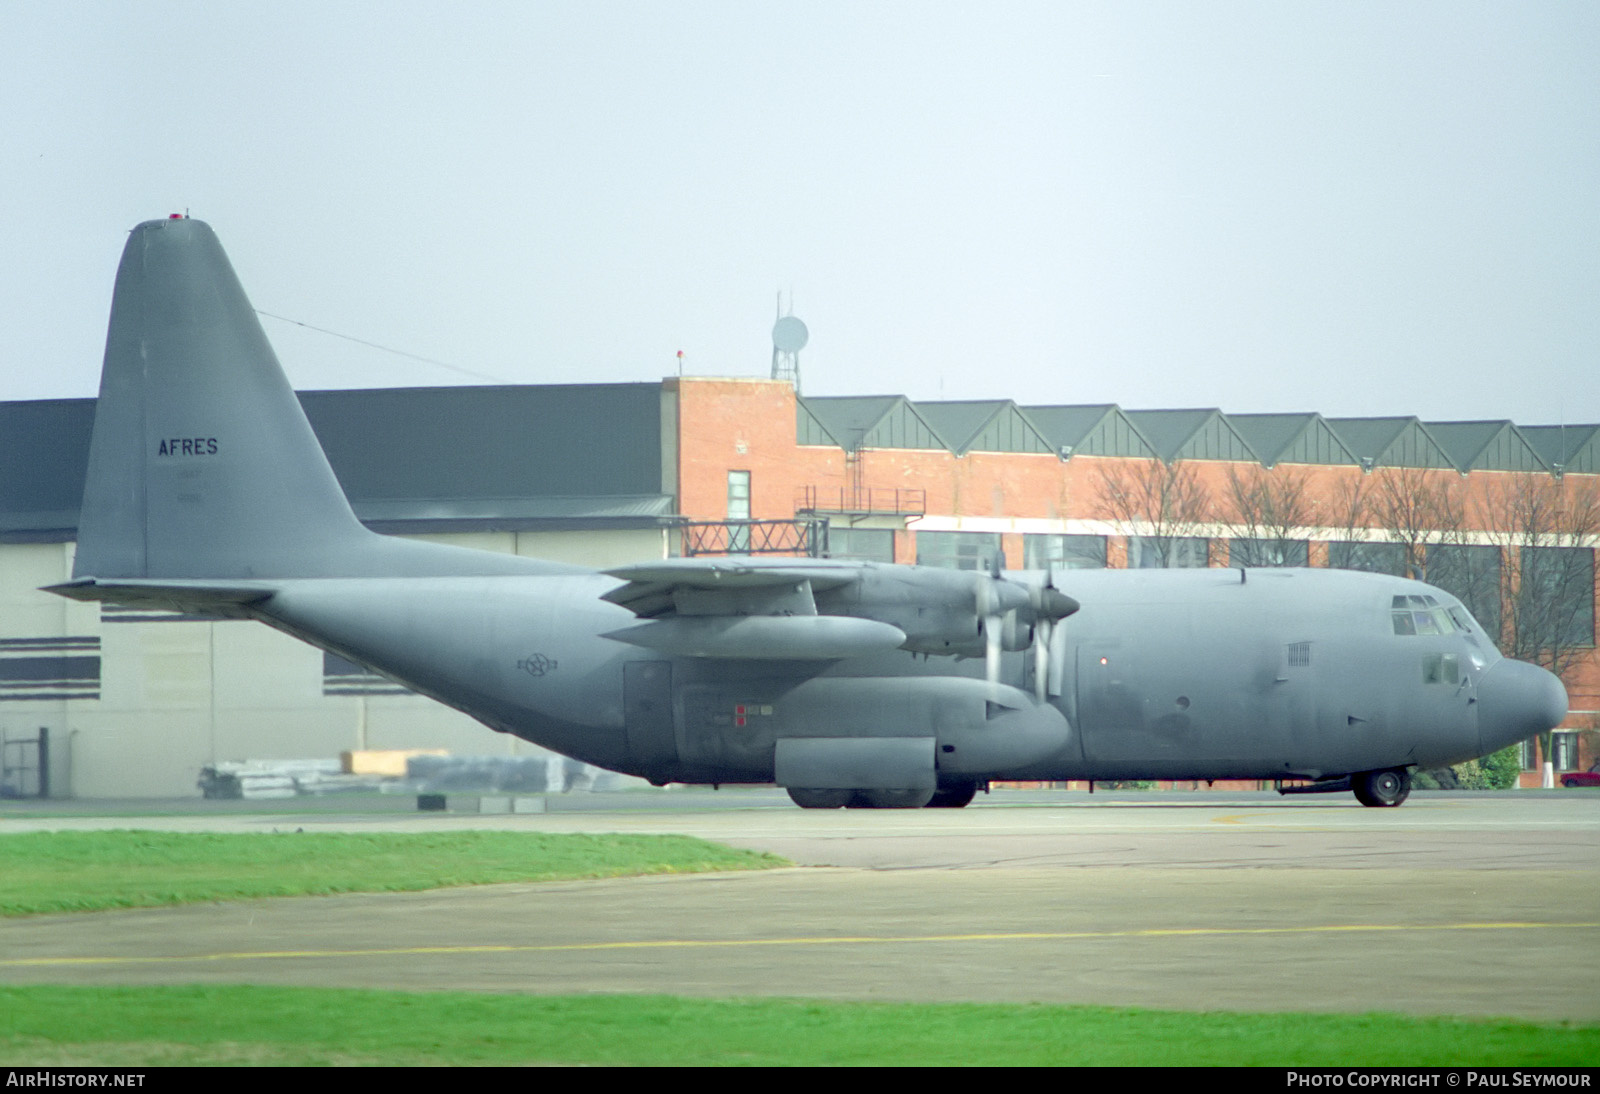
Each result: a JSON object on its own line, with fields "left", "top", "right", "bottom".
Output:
{"left": 74, "top": 217, "right": 385, "bottom": 580}
{"left": 73, "top": 217, "right": 568, "bottom": 583}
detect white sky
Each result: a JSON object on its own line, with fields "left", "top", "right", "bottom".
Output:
{"left": 3, "top": 1, "right": 1597, "bottom": 425}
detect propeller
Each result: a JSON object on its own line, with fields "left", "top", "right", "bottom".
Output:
{"left": 966, "top": 550, "right": 1081, "bottom": 697}
{"left": 1028, "top": 568, "right": 1080, "bottom": 701}
{"left": 973, "top": 555, "right": 1079, "bottom": 698}
{"left": 974, "top": 555, "right": 1025, "bottom": 691}
{"left": 974, "top": 570, "right": 1006, "bottom": 690}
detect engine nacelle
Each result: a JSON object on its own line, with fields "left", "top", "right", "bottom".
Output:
{"left": 816, "top": 567, "right": 1047, "bottom": 656}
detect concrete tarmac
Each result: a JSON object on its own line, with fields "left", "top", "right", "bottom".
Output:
{"left": 4, "top": 790, "right": 1598, "bottom": 1020}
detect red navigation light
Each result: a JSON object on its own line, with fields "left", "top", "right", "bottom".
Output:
{"left": 168, "top": 213, "right": 184, "bottom": 219}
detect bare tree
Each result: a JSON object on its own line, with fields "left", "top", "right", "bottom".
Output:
{"left": 1322, "top": 467, "right": 1466, "bottom": 578}
{"left": 1328, "top": 473, "right": 1370, "bottom": 539}
{"left": 1324, "top": 472, "right": 1396, "bottom": 573}
{"left": 1476, "top": 473, "right": 1600, "bottom": 681}
{"left": 1223, "top": 464, "right": 1315, "bottom": 566}
{"left": 1096, "top": 459, "right": 1214, "bottom": 568}
{"left": 1366, "top": 467, "right": 1467, "bottom": 581}
{"left": 1474, "top": 473, "right": 1600, "bottom": 782}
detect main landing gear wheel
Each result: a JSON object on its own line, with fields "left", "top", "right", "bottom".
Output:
{"left": 926, "top": 783, "right": 979, "bottom": 808}
{"left": 1353, "top": 767, "right": 1412, "bottom": 808}
{"left": 786, "top": 787, "right": 853, "bottom": 809}
{"left": 848, "top": 788, "right": 936, "bottom": 809}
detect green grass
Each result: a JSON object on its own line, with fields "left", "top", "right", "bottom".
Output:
{"left": 4, "top": 832, "right": 1594, "bottom": 1065}
{"left": 2, "top": 986, "right": 1596, "bottom": 1066}
{"left": 0, "top": 830, "right": 787, "bottom": 915}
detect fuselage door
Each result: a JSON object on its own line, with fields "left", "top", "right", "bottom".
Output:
{"left": 1076, "top": 642, "right": 1147, "bottom": 761}
{"left": 623, "top": 660, "right": 676, "bottom": 778}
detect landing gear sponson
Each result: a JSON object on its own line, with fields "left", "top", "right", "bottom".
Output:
{"left": 786, "top": 782, "right": 983, "bottom": 809}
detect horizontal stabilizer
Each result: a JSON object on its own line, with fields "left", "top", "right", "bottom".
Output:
{"left": 45, "top": 578, "right": 277, "bottom": 618}
{"left": 604, "top": 615, "right": 905, "bottom": 660}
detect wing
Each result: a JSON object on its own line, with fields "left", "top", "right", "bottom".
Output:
{"left": 600, "top": 557, "right": 864, "bottom": 617}
{"left": 598, "top": 557, "right": 1077, "bottom": 677}
{"left": 600, "top": 557, "right": 904, "bottom": 660}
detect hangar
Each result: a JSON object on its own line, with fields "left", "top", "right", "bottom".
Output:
{"left": 1, "top": 376, "right": 1595, "bottom": 796}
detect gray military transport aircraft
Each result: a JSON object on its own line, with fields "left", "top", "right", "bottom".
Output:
{"left": 49, "top": 217, "right": 1570, "bottom": 808}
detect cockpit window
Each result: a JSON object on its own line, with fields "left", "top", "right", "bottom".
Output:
{"left": 1391, "top": 594, "right": 1466, "bottom": 637}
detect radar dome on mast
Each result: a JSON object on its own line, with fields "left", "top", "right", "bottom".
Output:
{"left": 771, "top": 295, "right": 808, "bottom": 392}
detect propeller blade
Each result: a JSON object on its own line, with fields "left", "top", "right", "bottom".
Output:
{"left": 1034, "top": 617, "right": 1051, "bottom": 701}
{"left": 974, "top": 574, "right": 990, "bottom": 617}
{"left": 986, "top": 611, "right": 1002, "bottom": 688}
{"left": 1047, "top": 615, "right": 1069, "bottom": 698}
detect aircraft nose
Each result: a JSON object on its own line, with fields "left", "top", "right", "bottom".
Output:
{"left": 1477, "top": 658, "right": 1568, "bottom": 755}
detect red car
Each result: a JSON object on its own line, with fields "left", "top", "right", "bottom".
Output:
{"left": 1562, "top": 763, "right": 1600, "bottom": 788}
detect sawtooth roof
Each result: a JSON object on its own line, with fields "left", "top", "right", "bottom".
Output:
{"left": 1521, "top": 424, "right": 1600, "bottom": 476}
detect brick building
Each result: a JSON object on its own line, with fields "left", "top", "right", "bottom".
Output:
{"left": 1, "top": 377, "right": 1594, "bottom": 796}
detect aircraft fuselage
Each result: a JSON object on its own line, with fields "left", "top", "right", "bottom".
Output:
{"left": 248, "top": 564, "right": 1544, "bottom": 789}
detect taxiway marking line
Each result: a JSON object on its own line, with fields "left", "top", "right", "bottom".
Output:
{"left": 7, "top": 921, "right": 1598, "bottom": 968}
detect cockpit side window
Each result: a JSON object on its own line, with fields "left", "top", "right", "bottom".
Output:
{"left": 1422, "top": 652, "right": 1461, "bottom": 685}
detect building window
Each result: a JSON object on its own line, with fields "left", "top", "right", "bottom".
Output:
{"left": 1328, "top": 541, "right": 1409, "bottom": 577}
{"left": 1522, "top": 734, "right": 1581, "bottom": 771}
{"left": 1128, "top": 536, "right": 1208, "bottom": 569}
{"left": 1023, "top": 534, "right": 1107, "bottom": 570}
{"left": 727, "top": 471, "right": 750, "bottom": 554}
{"left": 1228, "top": 538, "right": 1308, "bottom": 568}
{"left": 1426, "top": 544, "right": 1503, "bottom": 640}
{"left": 916, "top": 531, "right": 1002, "bottom": 571}
{"left": 1519, "top": 546, "right": 1596, "bottom": 649}
{"left": 727, "top": 471, "right": 750, "bottom": 519}
{"left": 827, "top": 527, "right": 895, "bottom": 563}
